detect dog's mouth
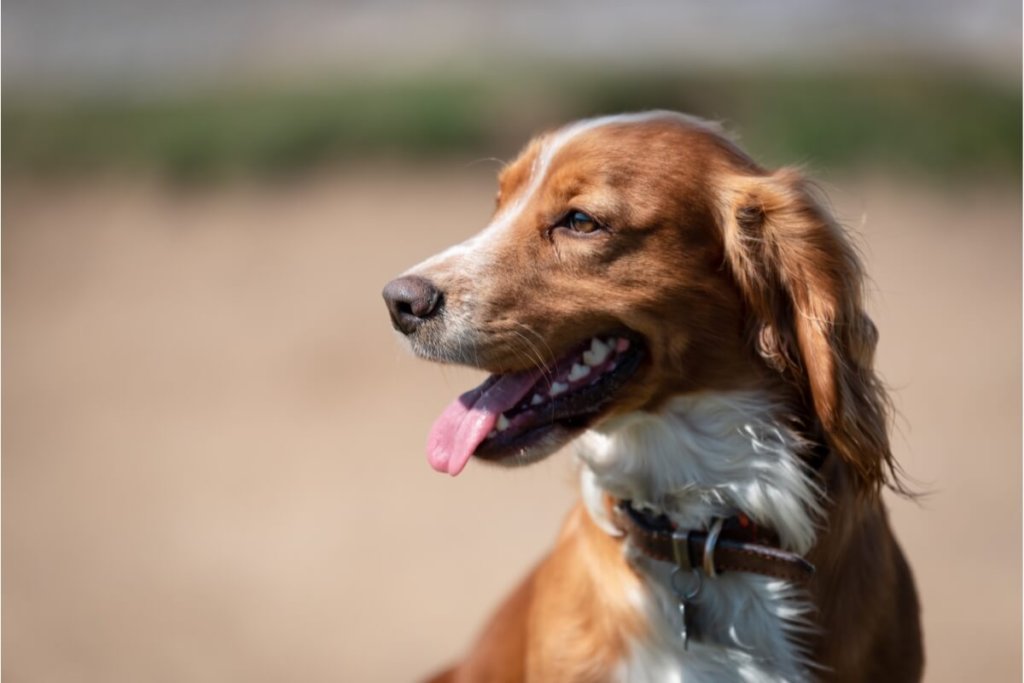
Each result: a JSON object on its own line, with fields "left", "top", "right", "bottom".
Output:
{"left": 426, "top": 332, "right": 646, "bottom": 475}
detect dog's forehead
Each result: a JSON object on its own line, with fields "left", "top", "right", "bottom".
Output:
{"left": 406, "top": 113, "right": 727, "bottom": 280}
{"left": 500, "top": 112, "right": 722, "bottom": 196}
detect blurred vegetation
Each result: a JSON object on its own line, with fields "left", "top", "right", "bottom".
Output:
{"left": 4, "top": 69, "right": 1020, "bottom": 183}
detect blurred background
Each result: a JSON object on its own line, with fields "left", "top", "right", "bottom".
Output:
{"left": 3, "top": 1, "right": 1021, "bottom": 680}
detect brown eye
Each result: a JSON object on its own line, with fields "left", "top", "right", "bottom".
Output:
{"left": 567, "top": 210, "right": 600, "bottom": 234}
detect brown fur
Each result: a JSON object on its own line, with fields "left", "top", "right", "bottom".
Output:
{"left": 719, "top": 170, "right": 904, "bottom": 494}
{"left": 433, "top": 506, "right": 646, "bottom": 683}
{"left": 405, "top": 114, "right": 923, "bottom": 681}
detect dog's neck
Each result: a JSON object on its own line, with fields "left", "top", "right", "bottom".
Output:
{"left": 577, "top": 390, "right": 822, "bottom": 552}
{"left": 575, "top": 390, "right": 822, "bottom": 682}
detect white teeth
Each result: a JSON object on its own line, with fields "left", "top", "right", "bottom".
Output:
{"left": 497, "top": 415, "right": 510, "bottom": 431}
{"left": 583, "top": 338, "right": 610, "bottom": 366}
{"left": 531, "top": 394, "right": 544, "bottom": 406}
{"left": 550, "top": 381, "right": 568, "bottom": 396}
{"left": 568, "top": 363, "right": 591, "bottom": 381}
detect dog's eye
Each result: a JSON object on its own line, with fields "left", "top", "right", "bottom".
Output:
{"left": 566, "top": 211, "right": 600, "bottom": 234}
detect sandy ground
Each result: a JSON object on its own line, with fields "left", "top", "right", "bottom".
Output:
{"left": 3, "top": 168, "right": 1020, "bottom": 681}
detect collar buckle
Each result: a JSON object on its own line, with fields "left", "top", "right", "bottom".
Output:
{"left": 616, "top": 499, "right": 815, "bottom": 582}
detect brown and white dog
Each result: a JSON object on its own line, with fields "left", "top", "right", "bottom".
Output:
{"left": 383, "top": 112, "right": 923, "bottom": 682}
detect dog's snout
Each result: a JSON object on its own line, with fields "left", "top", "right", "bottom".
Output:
{"left": 382, "top": 275, "right": 443, "bottom": 335}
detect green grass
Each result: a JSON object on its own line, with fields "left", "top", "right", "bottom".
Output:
{"left": 4, "top": 70, "right": 1019, "bottom": 183}
{"left": 3, "top": 79, "right": 491, "bottom": 182}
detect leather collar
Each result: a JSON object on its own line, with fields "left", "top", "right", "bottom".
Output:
{"left": 614, "top": 500, "right": 815, "bottom": 583}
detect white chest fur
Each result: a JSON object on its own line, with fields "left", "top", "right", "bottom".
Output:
{"left": 576, "top": 392, "right": 821, "bottom": 682}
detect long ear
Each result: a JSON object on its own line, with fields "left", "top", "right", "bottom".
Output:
{"left": 719, "top": 168, "right": 904, "bottom": 495}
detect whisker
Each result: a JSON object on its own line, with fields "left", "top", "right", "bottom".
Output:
{"left": 512, "top": 322, "right": 557, "bottom": 365}
{"left": 506, "top": 329, "right": 551, "bottom": 380}
{"left": 507, "top": 322, "right": 558, "bottom": 386}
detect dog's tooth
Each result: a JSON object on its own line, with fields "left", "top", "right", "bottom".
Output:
{"left": 568, "top": 363, "right": 591, "bottom": 382}
{"left": 497, "top": 415, "right": 510, "bottom": 431}
{"left": 531, "top": 393, "right": 544, "bottom": 406}
{"left": 585, "top": 338, "right": 610, "bottom": 366}
{"left": 615, "top": 338, "right": 631, "bottom": 353}
{"left": 550, "top": 381, "right": 568, "bottom": 396}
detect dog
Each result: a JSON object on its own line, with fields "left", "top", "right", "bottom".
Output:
{"left": 383, "top": 111, "right": 923, "bottom": 682}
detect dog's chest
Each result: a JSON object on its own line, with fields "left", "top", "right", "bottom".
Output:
{"left": 613, "top": 571, "right": 810, "bottom": 683}
{"left": 575, "top": 392, "right": 821, "bottom": 682}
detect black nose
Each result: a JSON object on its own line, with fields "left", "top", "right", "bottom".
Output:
{"left": 382, "top": 275, "right": 443, "bottom": 335}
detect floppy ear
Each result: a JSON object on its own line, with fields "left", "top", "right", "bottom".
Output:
{"left": 719, "top": 168, "right": 903, "bottom": 495}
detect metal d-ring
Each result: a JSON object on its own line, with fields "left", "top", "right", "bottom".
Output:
{"left": 703, "top": 517, "right": 725, "bottom": 578}
{"left": 670, "top": 566, "right": 702, "bottom": 602}
{"left": 671, "top": 566, "right": 703, "bottom": 650}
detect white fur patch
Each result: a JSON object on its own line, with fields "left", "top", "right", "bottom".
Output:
{"left": 577, "top": 391, "right": 822, "bottom": 681}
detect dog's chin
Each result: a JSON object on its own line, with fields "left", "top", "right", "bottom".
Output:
{"left": 473, "top": 422, "right": 576, "bottom": 468}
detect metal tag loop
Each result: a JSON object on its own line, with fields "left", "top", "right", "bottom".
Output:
{"left": 670, "top": 567, "right": 702, "bottom": 649}
{"left": 703, "top": 517, "right": 725, "bottom": 578}
{"left": 670, "top": 566, "right": 702, "bottom": 602}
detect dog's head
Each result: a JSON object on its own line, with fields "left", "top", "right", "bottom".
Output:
{"left": 384, "top": 111, "right": 896, "bottom": 493}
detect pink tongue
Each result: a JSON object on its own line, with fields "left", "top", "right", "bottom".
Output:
{"left": 427, "top": 369, "right": 543, "bottom": 476}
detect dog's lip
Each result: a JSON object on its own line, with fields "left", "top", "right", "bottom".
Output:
{"left": 425, "top": 329, "right": 645, "bottom": 476}
{"left": 473, "top": 332, "right": 646, "bottom": 462}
